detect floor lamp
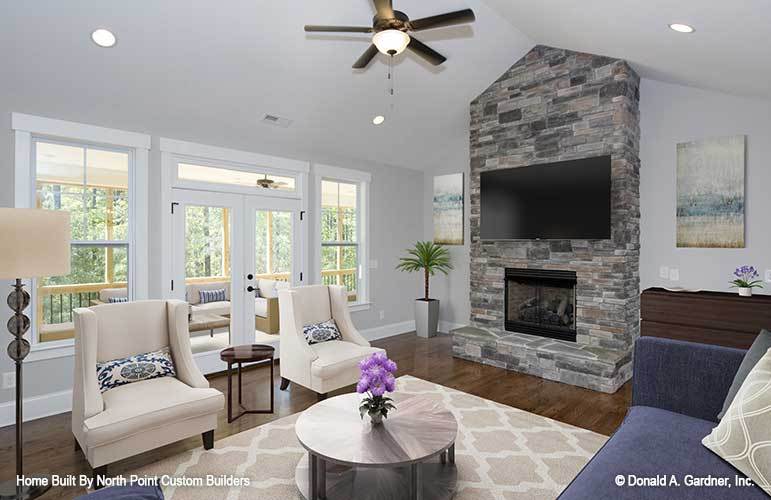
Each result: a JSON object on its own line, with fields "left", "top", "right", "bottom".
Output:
{"left": 0, "top": 208, "right": 70, "bottom": 500}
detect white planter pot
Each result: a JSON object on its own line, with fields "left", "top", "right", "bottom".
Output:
{"left": 738, "top": 287, "right": 753, "bottom": 297}
{"left": 414, "top": 299, "right": 440, "bottom": 338}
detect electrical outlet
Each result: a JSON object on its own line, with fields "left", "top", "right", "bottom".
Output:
{"left": 379, "top": 310, "right": 385, "bottom": 320}
{"left": 766, "top": 270, "right": 771, "bottom": 283}
{"left": 669, "top": 268, "right": 680, "bottom": 282}
{"left": 2, "top": 372, "right": 15, "bottom": 389}
{"left": 659, "top": 266, "right": 669, "bottom": 279}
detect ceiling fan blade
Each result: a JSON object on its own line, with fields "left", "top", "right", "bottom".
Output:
{"left": 407, "top": 36, "right": 446, "bottom": 65}
{"left": 372, "top": 0, "right": 394, "bottom": 19}
{"left": 305, "top": 25, "right": 373, "bottom": 33}
{"left": 408, "top": 9, "right": 476, "bottom": 31}
{"left": 353, "top": 44, "right": 380, "bottom": 69}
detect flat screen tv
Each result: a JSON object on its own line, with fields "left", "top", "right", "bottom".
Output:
{"left": 480, "top": 155, "right": 611, "bottom": 240}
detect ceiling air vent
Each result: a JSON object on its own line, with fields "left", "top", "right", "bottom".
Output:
{"left": 261, "top": 113, "right": 292, "bottom": 128}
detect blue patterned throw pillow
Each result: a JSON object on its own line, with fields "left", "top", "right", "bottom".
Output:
{"left": 96, "top": 347, "right": 176, "bottom": 393}
{"left": 199, "top": 288, "right": 226, "bottom": 304}
{"left": 303, "top": 319, "right": 343, "bottom": 345}
{"left": 108, "top": 297, "right": 128, "bottom": 303}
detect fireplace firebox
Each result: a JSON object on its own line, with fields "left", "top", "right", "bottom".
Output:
{"left": 505, "top": 268, "right": 577, "bottom": 342}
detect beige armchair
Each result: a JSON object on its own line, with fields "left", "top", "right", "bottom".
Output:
{"left": 72, "top": 300, "right": 224, "bottom": 480}
{"left": 278, "top": 285, "right": 384, "bottom": 399}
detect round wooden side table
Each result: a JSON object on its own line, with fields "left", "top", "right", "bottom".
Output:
{"left": 294, "top": 393, "right": 458, "bottom": 500}
{"left": 219, "top": 344, "right": 275, "bottom": 423}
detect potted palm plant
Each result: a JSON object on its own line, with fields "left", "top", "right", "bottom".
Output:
{"left": 396, "top": 241, "right": 453, "bottom": 338}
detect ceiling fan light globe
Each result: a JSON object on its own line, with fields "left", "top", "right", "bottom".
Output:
{"left": 372, "top": 29, "right": 410, "bottom": 56}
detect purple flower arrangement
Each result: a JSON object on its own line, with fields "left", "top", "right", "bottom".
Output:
{"left": 731, "top": 266, "right": 764, "bottom": 296}
{"left": 731, "top": 266, "right": 763, "bottom": 288}
{"left": 357, "top": 352, "right": 397, "bottom": 424}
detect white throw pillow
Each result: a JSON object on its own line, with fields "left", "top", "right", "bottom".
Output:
{"left": 702, "top": 347, "right": 771, "bottom": 495}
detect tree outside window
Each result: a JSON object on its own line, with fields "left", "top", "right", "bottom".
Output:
{"left": 321, "top": 180, "right": 358, "bottom": 300}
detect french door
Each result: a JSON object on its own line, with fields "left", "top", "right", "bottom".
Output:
{"left": 171, "top": 189, "right": 303, "bottom": 373}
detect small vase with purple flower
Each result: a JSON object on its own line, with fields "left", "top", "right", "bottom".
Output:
{"left": 357, "top": 352, "right": 398, "bottom": 425}
{"left": 730, "top": 265, "right": 764, "bottom": 297}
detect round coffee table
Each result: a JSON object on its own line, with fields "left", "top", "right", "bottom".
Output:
{"left": 295, "top": 393, "right": 458, "bottom": 500}
{"left": 219, "top": 344, "right": 275, "bottom": 423}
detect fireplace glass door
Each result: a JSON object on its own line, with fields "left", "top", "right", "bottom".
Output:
{"left": 505, "top": 269, "right": 577, "bottom": 342}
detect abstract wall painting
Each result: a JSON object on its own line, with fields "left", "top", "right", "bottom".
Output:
{"left": 676, "top": 135, "right": 745, "bottom": 248}
{"left": 433, "top": 173, "right": 464, "bottom": 245}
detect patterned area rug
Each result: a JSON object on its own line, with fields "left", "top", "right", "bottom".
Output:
{"left": 134, "top": 376, "right": 606, "bottom": 499}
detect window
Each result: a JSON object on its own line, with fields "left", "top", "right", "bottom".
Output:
{"left": 315, "top": 164, "right": 370, "bottom": 308}
{"left": 34, "top": 140, "right": 131, "bottom": 342}
{"left": 177, "top": 163, "right": 296, "bottom": 192}
{"left": 185, "top": 206, "right": 230, "bottom": 280}
{"left": 321, "top": 181, "right": 359, "bottom": 301}
{"left": 255, "top": 210, "right": 293, "bottom": 280}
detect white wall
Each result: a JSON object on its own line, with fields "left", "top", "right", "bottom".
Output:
{"left": 424, "top": 78, "right": 771, "bottom": 331}
{"left": 639, "top": 79, "right": 771, "bottom": 294}
{"left": 0, "top": 102, "right": 424, "bottom": 417}
{"left": 423, "top": 165, "right": 471, "bottom": 332}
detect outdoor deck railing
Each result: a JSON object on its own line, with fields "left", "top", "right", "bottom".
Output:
{"left": 35, "top": 268, "right": 358, "bottom": 342}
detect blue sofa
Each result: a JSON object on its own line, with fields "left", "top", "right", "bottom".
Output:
{"left": 559, "top": 336, "right": 767, "bottom": 499}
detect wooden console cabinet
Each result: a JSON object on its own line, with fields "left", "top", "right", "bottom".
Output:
{"left": 640, "top": 288, "right": 771, "bottom": 349}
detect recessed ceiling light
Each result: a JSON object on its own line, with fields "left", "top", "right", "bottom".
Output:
{"left": 91, "top": 29, "right": 117, "bottom": 48}
{"left": 372, "top": 115, "right": 385, "bottom": 125}
{"left": 668, "top": 23, "right": 695, "bottom": 33}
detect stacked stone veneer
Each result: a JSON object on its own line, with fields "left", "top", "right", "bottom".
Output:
{"left": 453, "top": 45, "right": 641, "bottom": 393}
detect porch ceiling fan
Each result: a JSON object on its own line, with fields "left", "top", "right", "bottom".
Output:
{"left": 304, "top": 0, "right": 475, "bottom": 69}
{"left": 256, "top": 175, "right": 288, "bottom": 189}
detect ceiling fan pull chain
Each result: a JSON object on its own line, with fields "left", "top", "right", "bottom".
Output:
{"left": 389, "top": 54, "right": 395, "bottom": 97}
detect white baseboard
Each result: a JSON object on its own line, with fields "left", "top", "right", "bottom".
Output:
{"left": 0, "top": 320, "right": 416, "bottom": 429}
{"left": 361, "top": 320, "right": 416, "bottom": 341}
{"left": 439, "top": 320, "right": 464, "bottom": 333}
{"left": 0, "top": 388, "right": 72, "bottom": 428}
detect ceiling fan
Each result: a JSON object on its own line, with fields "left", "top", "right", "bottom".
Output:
{"left": 304, "top": 0, "right": 476, "bottom": 69}
{"left": 256, "top": 175, "right": 288, "bottom": 189}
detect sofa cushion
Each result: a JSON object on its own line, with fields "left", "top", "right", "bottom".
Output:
{"left": 191, "top": 301, "right": 230, "bottom": 317}
{"left": 98, "top": 287, "right": 128, "bottom": 303}
{"left": 558, "top": 406, "right": 767, "bottom": 499}
{"left": 96, "top": 347, "right": 176, "bottom": 393}
{"left": 703, "top": 346, "right": 771, "bottom": 495}
{"left": 718, "top": 329, "right": 771, "bottom": 419}
{"left": 310, "top": 341, "right": 384, "bottom": 379}
{"left": 258, "top": 279, "right": 279, "bottom": 298}
{"left": 199, "top": 288, "right": 226, "bottom": 304}
{"left": 255, "top": 297, "right": 268, "bottom": 318}
{"left": 186, "top": 281, "right": 230, "bottom": 305}
{"left": 83, "top": 376, "right": 223, "bottom": 448}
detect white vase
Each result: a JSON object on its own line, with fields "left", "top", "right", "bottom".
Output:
{"left": 738, "top": 287, "right": 753, "bottom": 297}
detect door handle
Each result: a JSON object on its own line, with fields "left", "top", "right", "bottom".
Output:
{"left": 247, "top": 286, "right": 255, "bottom": 293}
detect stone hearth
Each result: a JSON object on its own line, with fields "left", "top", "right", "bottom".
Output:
{"left": 453, "top": 45, "right": 641, "bottom": 394}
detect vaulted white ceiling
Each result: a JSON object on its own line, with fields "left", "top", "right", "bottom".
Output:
{"left": 0, "top": 0, "right": 532, "bottom": 172}
{"left": 1, "top": 1, "right": 768, "bottom": 173}
{"left": 484, "top": 0, "right": 771, "bottom": 99}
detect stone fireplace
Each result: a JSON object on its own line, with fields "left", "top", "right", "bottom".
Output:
{"left": 452, "top": 46, "right": 641, "bottom": 393}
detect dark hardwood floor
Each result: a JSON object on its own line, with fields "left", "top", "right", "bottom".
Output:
{"left": 0, "top": 333, "right": 631, "bottom": 498}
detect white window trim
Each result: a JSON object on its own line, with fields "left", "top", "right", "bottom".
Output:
{"left": 12, "top": 113, "right": 150, "bottom": 362}
{"left": 158, "top": 137, "right": 310, "bottom": 300}
{"left": 313, "top": 163, "right": 371, "bottom": 311}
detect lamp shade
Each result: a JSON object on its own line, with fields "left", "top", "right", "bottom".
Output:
{"left": 0, "top": 208, "right": 71, "bottom": 279}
